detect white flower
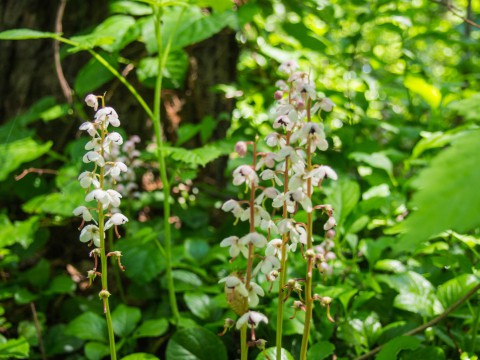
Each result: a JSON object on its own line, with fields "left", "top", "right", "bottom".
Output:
{"left": 265, "top": 239, "right": 283, "bottom": 257}
{"left": 248, "top": 282, "right": 265, "bottom": 307}
{"left": 278, "top": 60, "right": 298, "bottom": 74}
{"left": 273, "top": 115, "right": 293, "bottom": 131}
{"left": 79, "top": 122, "right": 97, "bottom": 137}
{"left": 106, "top": 189, "right": 122, "bottom": 208}
{"left": 236, "top": 311, "right": 269, "bottom": 330}
{"left": 255, "top": 187, "right": 280, "bottom": 204}
{"left": 265, "top": 133, "right": 282, "bottom": 147}
{"left": 95, "top": 107, "right": 120, "bottom": 127}
{"left": 256, "top": 152, "right": 276, "bottom": 170}
{"left": 106, "top": 161, "right": 128, "bottom": 178}
{"left": 85, "top": 137, "right": 102, "bottom": 151}
{"left": 254, "top": 255, "right": 281, "bottom": 275}
{"left": 83, "top": 151, "right": 105, "bottom": 167}
{"left": 240, "top": 205, "right": 270, "bottom": 227}
{"left": 305, "top": 166, "right": 338, "bottom": 185}
{"left": 319, "top": 97, "right": 334, "bottom": 112}
{"left": 85, "top": 189, "right": 109, "bottom": 204}
{"left": 85, "top": 94, "right": 98, "bottom": 110}
{"left": 105, "top": 213, "right": 128, "bottom": 230}
{"left": 73, "top": 206, "right": 92, "bottom": 222}
{"left": 232, "top": 165, "right": 258, "bottom": 187}
{"left": 324, "top": 216, "right": 337, "bottom": 231}
{"left": 240, "top": 232, "right": 267, "bottom": 248}
{"left": 221, "top": 199, "right": 243, "bottom": 218}
{"left": 297, "top": 82, "right": 316, "bottom": 100}
{"left": 260, "top": 169, "right": 283, "bottom": 186}
{"left": 79, "top": 224, "right": 102, "bottom": 247}
{"left": 106, "top": 132, "right": 123, "bottom": 146}
{"left": 260, "top": 218, "right": 278, "bottom": 234}
{"left": 78, "top": 171, "right": 99, "bottom": 189}
{"left": 220, "top": 236, "right": 248, "bottom": 258}
{"left": 219, "top": 276, "right": 248, "bottom": 297}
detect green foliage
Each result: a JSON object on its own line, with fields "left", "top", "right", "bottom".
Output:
{"left": 165, "top": 327, "right": 227, "bottom": 360}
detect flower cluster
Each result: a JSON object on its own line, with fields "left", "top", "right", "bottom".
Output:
{"left": 219, "top": 61, "right": 338, "bottom": 350}
{"left": 73, "top": 94, "right": 128, "bottom": 257}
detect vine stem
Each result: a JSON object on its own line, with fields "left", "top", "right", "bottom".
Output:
{"left": 99, "top": 121, "right": 117, "bottom": 360}
{"left": 276, "top": 131, "right": 291, "bottom": 360}
{"left": 300, "top": 137, "right": 314, "bottom": 360}
{"left": 355, "top": 282, "right": 480, "bottom": 360}
{"left": 151, "top": 2, "right": 186, "bottom": 324}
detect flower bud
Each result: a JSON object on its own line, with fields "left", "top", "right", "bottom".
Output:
{"left": 274, "top": 90, "right": 283, "bottom": 100}
{"left": 99, "top": 289, "right": 111, "bottom": 299}
{"left": 235, "top": 141, "right": 247, "bottom": 157}
{"left": 85, "top": 94, "right": 98, "bottom": 110}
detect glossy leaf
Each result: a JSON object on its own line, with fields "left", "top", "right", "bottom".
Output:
{"left": 133, "top": 318, "right": 169, "bottom": 338}
{"left": 65, "top": 312, "right": 107, "bottom": 343}
{"left": 307, "top": 341, "right": 335, "bottom": 360}
{"left": 375, "top": 336, "right": 421, "bottom": 360}
{"left": 166, "top": 327, "right": 227, "bottom": 360}
{"left": 0, "top": 337, "right": 30, "bottom": 359}
{"left": 112, "top": 304, "right": 142, "bottom": 337}
{"left": 256, "top": 348, "right": 294, "bottom": 360}
{"left": 0, "top": 29, "right": 59, "bottom": 40}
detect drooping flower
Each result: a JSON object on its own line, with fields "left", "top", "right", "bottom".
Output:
{"left": 73, "top": 206, "right": 93, "bottom": 222}
{"left": 232, "top": 165, "right": 258, "bottom": 187}
{"left": 220, "top": 236, "right": 248, "bottom": 258}
{"left": 79, "top": 224, "right": 102, "bottom": 247}
{"left": 85, "top": 94, "right": 99, "bottom": 111}
{"left": 235, "top": 311, "right": 269, "bottom": 330}
{"left": 105, "top": 213, "right": 128, "bottom": 230}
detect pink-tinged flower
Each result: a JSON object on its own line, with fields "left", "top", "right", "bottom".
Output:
{"left": 236, "top": 311, "right": 269, "bottom": 330}
{"left": 254, "top": 255, "right": 281, "bottom": 275}
{"left": 79, "top": 224, "right": 102, "bottom": 247}
{"left": 232, "top": 165, "right": 258, "bottom": 187}
{"left": 95, "top": 107, "right": 120, "bottom": 127}
{"left": 320, "top": 97, "right": 334, "bottom": 112}
{"left": 240, "top": 232, "right": 267, "bottom": 248}
{"left": 278, "top": 60, "right": 298, "bottom": 74}
{"left": 79, "top": 122, "right": 98, "bottom": 137}
{"left": 220, "top": 236, "right": 248, "bottom": 258}
{"left": 273, "top": 115, "right": 293, "bottom": 131}
{"left": 235, "top": 141, "right": 247, "bottom": 157}
{"left": 297, "top": 82, "right": 316, "bottom": 100}
{"left": 85, "top": 94, "right": 99, "bottom": 110}
{"left": 73, "top": 206, "right": 93, "bottom": 222}
{"left": 105, "top": 213, "right": 128, "bottom": 230}
{"left": 83, "top": 151, "right": 105, "bottom": 167}
{"left": 265, "top": 132, "right": 283, "bottom": 147}
{"left": 324, "top": 216, "right": 337, "bottom": 231}
{"left": 221, "top": 199, "right": 244, "bottom": 218}
{"left": 256, "top": 152, "right": 276, "bottom": 170}
{"left": 248, "top": 282, "right": 265, "bottom": 307}
{"left": 260, "top": 169, "right": 283, "bottom": 186}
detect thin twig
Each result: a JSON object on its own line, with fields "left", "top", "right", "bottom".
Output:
{"left": 431, "top": 0, "right": 480, "bottom": 29}
{"left": 355, "top": 282, "right": 480, "bottom": 360}
{"left": 15, "top": 168, "right": 58, "bottom": 181}
{"left": 54, "top": 0, "right": 73, "bottom": 104}
{"left": 30, "top": 302, "right": 47, "bottom": 360}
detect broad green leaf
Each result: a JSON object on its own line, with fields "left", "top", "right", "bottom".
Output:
{"left": 339, "top": 312, "right": 382, "bottom": 350}
{"left": 184, "top": 239, "right": 210, "bottom": 262}
{"left": 171, "top": 270, "right": 203, "bottom": 291}
{"left": 43, "top": 324, "right": 83, "bottom": 356}
{"left": 0, "top": 29, "right": 59, "bottom": 40}
{"left": 137, "top": 51, "right": 188, "bottom": 88}
{"left": 374, "top": 259, "right": 406, "bottom": 273}
{"left": 184, "top": 293, "right": 214, "bottom": 320}
{"left": 324, "top": 179, "right": 360, "bottom": 229}
{"left": 18, "top": 321, "right": 38, "bottom": 346}
{"left": 44, "top": 275, "right": 76, "bottom": 295}
{"left": 404, "top": 75, "right": 441, "bottom": 108}
{"left": 402, "top": 346, "right": 445, "bottom": 360}
{"left": 65, "top": 312, "right": 107, "bottom": 343}
{"left": 256, "top": 348, "right": 294, "bottom": 360}
{"left": 85, "top": 342, "right": 110, "bottom": 360}
{"left": 163, "top": 145, "right": 225, "bottom": 167}
{"left": 437, "top": 274, "right": 478, "bottom": 309}
{"left": 307, "top": 341, "right": 335, "bottom": 360}
{"left": 133, "top": 318, "right": 169, "bottom": 338}
{"left": 195, "top": 0, "right": 233, "bottom": 13}
{"left": 375, "top": 336, "right": 421, "bottom": 360}
{"left": 110, "top": 1, "right": 153, "bottom": 16}
{"left": 0, "top": 337, "right": 29, "bottom": 359}
{"left": 116, "top": 228, "right": 165, "bottom": 284}
{"left": 395, "top": 131, "right": 480, "bottom": 252}
{"left": 447, "top": 93, "right": 480, "bottom": 122}
{"left": 166, "top": 327, "right": 227, "bottom": 360}
{"left": 74, "top": 54, "right": 117, "bottom": 95}
{"left": 0, "top": 215, "right": 39, "bottom": 249}
{"left": 350, "top": 152, "right": 397, "bottom": 185}
{"left": 411, "top": 130, "right": 467, "bottom": 160}
{"left": 358, "top": 237, "right": 394, "bottom": 266}
{"left": 0, "top": 138, "right": 52, "bottom": 181}
{"left": 121, "top": 354, "right": 160, "bottom": 360}
{"left": 112, "top": 304, "right": 142, "bottom": 337}
{"left": 14, "top": 289, "right": 37, "bottom": 304}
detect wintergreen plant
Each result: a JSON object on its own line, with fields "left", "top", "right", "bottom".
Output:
{"left": 73, "top": 94, "right": 129, "bottom": 360}
{"left": 220, "top": 61, "right": 338, "bottom": 360}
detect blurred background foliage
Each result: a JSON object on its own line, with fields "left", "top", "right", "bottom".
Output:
{"left": 1, "top": 0, "right": 480, "bottom": 359}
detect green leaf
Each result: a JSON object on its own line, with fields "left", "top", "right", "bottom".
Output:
{"left": 375, "top": 336, "right": 421, "bottom": 360}
{"left": 404, "top": 75, "right": 441, "bottom": 109}
{"left": 184, "top": 239, "right": 210, "bottom": 262}
{"left": 437, "top": 274, "right": 478, "bottom": 309}
{"left": 116, "top": 228, "right": 165, "bottom": 284}
{"left": 85, "top": 342, "right": 110, "bottom": 360}
{"left": 0, "top": 138, "right": 52, "bottom": 181}
{"left": 163, "top": 145, "right": 225, "bottom": 167}
{"left": 43, "top": 324, "right": 83, "bottom": 356}
{"left": 0, "top": 215, "right": 39, "bottom": 249}
{"left": 0, "top": 337, "right": 29, "bottom": 359}
{"left": 395, "top": 130, "right": 480, "bottom": 252}
{"left": 402, "top": 346, "right": 445, "bottom": 360}
{"left": 137, "top": 51, "right": 188, "bottom": 88}
{"left": 195, "top": 0, "right": 233, "bottom": 13}
{"left": 171, "top": 270, "right": 203, "bottom": 291}
{"left": 65, "top": 312, "right": 107, "bottom": 343}
{"left": 350, "top": 152, "right": 397, "bottom": 185}
{"left": 340, "top": 312, "right": 382, "bottom": 350}
{"left": 256, "top": 348, "right": 294, "bottom": 360}
{"left": 133, "top": 318, "right": 169, "bottom": 338}
{"left": 166, "top": 327, "right": 227, "bottom": 360}
{"left": 0, "top": 29, "right": 59, "bottom": 40}
{"left": 110, "top": 1, "right": 153, "bottom": 16}
{"left": 184, "top": 293, "right": 214, "bottom": 320}
{"left": 74, "top": 54, "right": 117, "bottom": 95}
{"left": 121, "top": 354, "right": 160, "bottom": 360}
{"left": 324, "top": 179, "right": 360, "bottom": 229}
{"left": 307, "top": 341, "right": 335, "bottom": 360}
{"left": 112, "top": 304, "right": 142, "bottom": 337}
{"left": 44, "top": 275, "right": 76, "bottom": 295}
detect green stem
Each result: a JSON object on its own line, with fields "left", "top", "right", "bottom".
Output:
{"left": 108, "top": 228, "right": 126, "bottom": 303}
{"left": 240, "top": 324, "right": 248, "bottom": 360}
{"left": 151, "top": 3, "right": 186, "bottom": 324}
{"left": 300, "top": 139, "right": 314, "bottom": 360}
{"left": 276, "top": 131, "right": 291, "bottom": 360}
{"left": 98, "top": 126, "right": 117, "bottom": 360}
